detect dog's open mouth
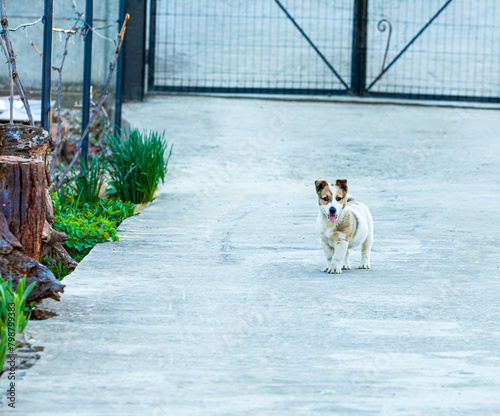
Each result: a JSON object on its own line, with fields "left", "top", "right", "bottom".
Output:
{"left": 328, "top": 215, "right": 337, "bottom": 222}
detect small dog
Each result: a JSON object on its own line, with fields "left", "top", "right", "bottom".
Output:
{"left": 315, "top": 179, "right": 373, "bottom": 274}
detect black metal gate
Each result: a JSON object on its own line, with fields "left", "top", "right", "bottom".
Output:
{"left": 149, "top": 0, "right": 500, "bottom": 103}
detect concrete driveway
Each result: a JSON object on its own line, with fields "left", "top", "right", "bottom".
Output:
{"left": 3, "top": 96, "right": 500, "bottom": 415}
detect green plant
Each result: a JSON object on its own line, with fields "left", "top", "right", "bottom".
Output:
{"left": 73, "top": 156, "right": 107, "bottom": 205}
{"left": 106, "top": 128, "right": 172, "bottom": 204}
{"left": 51, "top": 193, "right": 135, "bottom": 262}
{"left": 39, "top": 256, "right": 73, "bottom": 281}
{"left": 0, "top": 277, "right": 35, "bottom": 372}
{"left": 56, "top": 155, "right": 107, "bottom": 207}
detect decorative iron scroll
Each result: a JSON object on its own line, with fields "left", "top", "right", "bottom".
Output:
{"left": 377, "top": 19, "right": 392, "bottom": 80}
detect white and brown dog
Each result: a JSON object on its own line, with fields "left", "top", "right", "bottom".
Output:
{"left": 315, "top": 179, "right": 373, "bottom": 274}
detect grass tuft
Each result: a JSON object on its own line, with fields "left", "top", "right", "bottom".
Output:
{"left": 106, "top": 128, "right": 172, "bottom": 204}
{"left": 0, "top": 277, "right": 35, "bottom": 372}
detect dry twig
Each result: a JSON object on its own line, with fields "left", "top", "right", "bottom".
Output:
{"left": 0, "top": 0, "right": 34, "bottom": 126}
{"left": 49, "top": 4, "right": 84, "bottom": 180}
{"left": 30, "top": 41, "right": 43, "bottom": 57}
{"left": 9, "top": 16, "right": 43, "bottom": 32}
{"left": 53, "top": 13, "right": 130, "bottom": 191}
{"left": 0, "top": 35, "right": 13, "bottom": 124}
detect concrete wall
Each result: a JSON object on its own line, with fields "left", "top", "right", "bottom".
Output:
{"left": 0, "top": 0, "right": 119, "bottom": 94}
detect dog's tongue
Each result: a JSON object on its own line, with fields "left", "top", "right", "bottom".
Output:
{"left": 328, "top": 215, "right": 337, "bottom": 222}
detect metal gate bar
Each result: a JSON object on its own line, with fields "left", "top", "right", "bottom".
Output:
{"left": 149, "top": 0, "right": 500, "bottom": 103}
{"left": 364, "top": 0, "right": 500, "bottom": 102}
{"left": 149, "top": 0, "right": 353, "bottom": 95}
{"left": 350, "top": 0, "right": 367, "bottom": 95}
{"left": 273, "top": 0, "right": 350, "bottom": 91}
{"left": 366, "top": 0, "right": 455, "bottom": 92}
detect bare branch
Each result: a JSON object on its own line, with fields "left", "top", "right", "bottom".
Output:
{"left": 9, "top": 16, "right": 43, "bottom": 32}
{"left": 53, "top": 27, "right": 80, "bottom": 34}
{"left": 0, "top": 35, "right": 13, "bottom": 124}
{"left": 48, "top": 8, "right": 84, "bottom": 181}
{"left": 0, "top": 0, "right": 34, "bottom": 126}
{"left": 53, "top": 13, "right": 130, "bottom": 191}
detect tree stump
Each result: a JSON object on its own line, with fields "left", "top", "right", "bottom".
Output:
{"left": 0, "top": 124, "right": 77, "bottom": 271}
{"left": 0, "top": 124, "right": 50, "bottom": 161}
{"left": 0, "top": 125, "right": 68, "bottom": 303}
{"left": 0, "top": 156, "right": 46, "bottom": 259}
{"left": 0, "top": 156, "right": 64, "bottom": 302}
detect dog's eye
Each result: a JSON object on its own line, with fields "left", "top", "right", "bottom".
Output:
{"left": 336, "top": 196, "right": 342, "bottom": 201}
{"left": 322, "top": 197, "right": 329, "bottom": 202}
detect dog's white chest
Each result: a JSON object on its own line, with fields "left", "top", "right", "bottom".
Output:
{"left": 315, "top": 214, "right": 337, "bottom": 242}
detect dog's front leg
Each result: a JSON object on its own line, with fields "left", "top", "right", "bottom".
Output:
{"left": 321, "top": 240, "right": 335, "bottom": 272}
{"left": 326, "top": 240, "right": 348, "bottom": 274}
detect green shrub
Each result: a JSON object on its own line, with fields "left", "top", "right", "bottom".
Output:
{"left": 106, "top": 128, "right": 172, "bottom": 204}
{"left": 51, "top": 193, "right": 136, "bottom": 262}
{"left": 45, "top": 156, "right": 137, "bottom": 279}
{"left": 57, "top": 155, "right": 106, "bottom": 207}
{"left": 39, "top": 256, "right": 73, "bottom": 281}
{"left": 0, "top": 277, "right": 35, "bottom": 372}
{"left": 73, "top": 156, "right": 107, "bottom": 206}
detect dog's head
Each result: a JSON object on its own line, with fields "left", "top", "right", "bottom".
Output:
{"left": 315, "top": 179, "right": 348, "bottom": 223}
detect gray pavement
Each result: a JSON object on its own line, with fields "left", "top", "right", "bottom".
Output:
{"left": 1, "top": 96, "right": 500, "bottom": 415}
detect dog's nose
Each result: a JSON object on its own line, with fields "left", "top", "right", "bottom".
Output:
{"left": 329, "top": 206, "right": 336, "bottom": 214}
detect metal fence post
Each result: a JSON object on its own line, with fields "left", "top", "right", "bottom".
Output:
{"left": 41, "top": 0, "right": 53, "bottom": 131}
{"left": 148, "top": 0, "right": 157, "bottom": 93}
{"left": 351, "top": 0, "right": 368, "bottom": 96}
{"left": 81, "top": 0, "right": 94, "bottom": 168}
{"left": 122, "top": 0, "right": 148, "bottom": 101}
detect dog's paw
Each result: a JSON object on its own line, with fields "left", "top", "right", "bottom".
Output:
{"left": 358, "top": 263, "right": 370, "bottom": 269}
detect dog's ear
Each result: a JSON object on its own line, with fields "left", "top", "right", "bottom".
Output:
{"left": 315, "top": 180, "right": 328, "bottom": 194}
{"left": 336, "top": 179, "right": 348, "bottom": 193}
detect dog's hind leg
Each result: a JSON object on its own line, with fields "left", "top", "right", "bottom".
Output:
{"left": 359, "top": 208, "right": 373, "bottom": 270}
{"left": 359, "top": 235, "right": 372, "bottom": 269}
{"left": 342, "top": 250, "right": 351, "bottom": 270}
